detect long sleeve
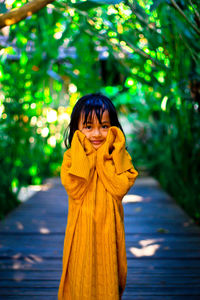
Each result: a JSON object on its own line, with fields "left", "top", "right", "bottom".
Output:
{"left": 60, "top": 130, "right": 96, "bottom": 201}
{"left": 96, "top": 126, "right": 138, "bottom": 200}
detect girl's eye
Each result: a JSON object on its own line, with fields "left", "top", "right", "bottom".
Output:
{"left": 102, "top": 125, "right": 109, "bottom": 129}
{"left": 85, "top": 125, "right": 92, "bottom": 130}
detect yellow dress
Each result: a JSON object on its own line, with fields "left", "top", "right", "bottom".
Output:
{"left": 58, "top": 126, "right": 138, "bottom": 300}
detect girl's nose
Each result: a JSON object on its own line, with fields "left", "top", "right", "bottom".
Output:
{"left": 93, "top": 127, "right": 101, "bottom": 136}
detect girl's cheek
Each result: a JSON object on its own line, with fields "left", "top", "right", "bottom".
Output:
{"left": 81, "top": 129, "right": 91, "bottom": 139}
{"left": 103, "top": 129, "right": 109, "bottom": 137}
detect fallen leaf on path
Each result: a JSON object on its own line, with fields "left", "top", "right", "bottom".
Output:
{"left": 157, "top": 227, "right": 169, "bottom": 233}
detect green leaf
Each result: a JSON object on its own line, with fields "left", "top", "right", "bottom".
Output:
{"left": 0, "top": 2, "right": 8, "bottom": 13}
{"left": 72, "top": 0, "right": 122, "bottom": 11}
{"left": 20, "top": 52, "right": 28, "bottom": 66}
{"left": 150, "top": 0, "right": 170, "bottom": 11}
{"left": 90, "top": 0, "right": 121, "bottom": 3}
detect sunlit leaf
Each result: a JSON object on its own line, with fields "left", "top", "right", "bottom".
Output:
{"left": 44, "top": 144, "right": 53, "bottom": 155}
{"left": 11, "top": 178, "right": 19, "bottom": 190}
{"left": 32, "top": 177, "right": 42, "bottom": 185}
{"left": 29, "top": 165, "right": 38, "bottom": 176}
{"left": 20, "top": 52, "right": 28, "bottom": 66}
{"left": 0, "top": 65, "right": 4, "bottom": 80}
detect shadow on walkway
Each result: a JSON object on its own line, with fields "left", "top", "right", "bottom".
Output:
{"left": 0, "top": 177, "right": 200, "bottom": 299}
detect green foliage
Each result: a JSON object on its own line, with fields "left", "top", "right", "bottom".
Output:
{"left": 126, "top": 92, "right": 200, "bottom": 222}
{"left": 0, "top": 6, "right": 68, "bottom": 219}
{"left": 0, "top": 0, "right": 200, "bottom": 223}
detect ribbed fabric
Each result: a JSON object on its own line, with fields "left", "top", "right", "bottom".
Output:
{"left": 58, "top": 126, "right": 138, "bottom": 300}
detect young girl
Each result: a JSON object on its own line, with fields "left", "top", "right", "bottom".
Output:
{"left": 58, "top": 93, "right": 138, "bottom": 300}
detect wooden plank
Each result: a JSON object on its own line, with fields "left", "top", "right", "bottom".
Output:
{"left": 1, "top": 238, "right": 200, "bottom": 250}
{"left": 2, "top": 297, "right": 200, "bottom": 300}
{"left": 0, "top": 223, "right": 199, "bottom": 234}
{"left": 0, "top": 275, "right": 200, "bottom": 286}
{"left": 1, "top": 232, "right": 200, "bottom": 242}
{"left": 1, "top": 236, "right": 200, "bottom": 251}
{"left": 0, "top": 288, "right": 58, "bottom": 296}
{"left": 0, "top": 286, "right": 200, "bottom": 296}
{"left": 1, "top": 257, "right": 200, "bottom": 267}
{"left": 1, "top": 297, "right": 57, "bottom": 300}
{"left": 0, "top": 216, "right": 196, "bottom": 226}
{"left": 2, "top": 296, "right": 200, "bottom": 300}
{"left": 1, "top": 270, "right": 200, "bottom": 280}
{"left": 0, "top": 213, "right": 193, "bottom": 222}
{"left": 0, "top": 249, "right": 200, "bottom": 259}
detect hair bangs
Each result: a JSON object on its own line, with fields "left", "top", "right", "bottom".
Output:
{"left": 81, "top": 99, "right": 108, "bottom": 125}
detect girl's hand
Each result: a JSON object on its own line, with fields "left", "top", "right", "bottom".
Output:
{"left": 97, "top": 126, "right": 124, "bottom": 161}
{"left": 95, "top": 126, "right": 138, "bottom": 200}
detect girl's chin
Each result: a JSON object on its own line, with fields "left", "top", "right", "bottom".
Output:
{"left": 91, "top": 141, "right": 105, "bottom": 150}
{"left": 92, "top": 144, "right": 102, "bottom": 150}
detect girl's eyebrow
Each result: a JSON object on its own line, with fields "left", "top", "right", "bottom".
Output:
{"left": 85, "top": 120, "right": 110, "bottom": 124}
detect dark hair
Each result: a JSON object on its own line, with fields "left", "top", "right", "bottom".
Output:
{"left": 64, "top": 92, "right": 125, "bottom": 149}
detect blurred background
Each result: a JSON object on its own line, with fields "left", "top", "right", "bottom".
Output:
{"left": 0, "top": 0, "right": 199, "bottom": 224}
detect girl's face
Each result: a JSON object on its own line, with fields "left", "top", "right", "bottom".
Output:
{"left": 78, "top": 110, "right": 111, "bottom": 150}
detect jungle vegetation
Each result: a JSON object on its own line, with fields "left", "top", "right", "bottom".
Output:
{"left": 0, "top": 0, "right": 199, "bottom": 224}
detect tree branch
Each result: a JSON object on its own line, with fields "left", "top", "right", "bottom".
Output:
{"left": 74, "top": 5, "right": 168, "bottom": 70}
{"left": 126, "top": 0, "right": 160, "bottom": 35}
{"left": 170, "top": 0, "right": 200, "bottom": 36}
{"left": 188, "top": 0, "right": 200, "bottom": 24}
{"left": 0, "top": 0, "right": 55, "bottom": 29}
{"left": 178, "top": 33, "right": 198, "bottom": 64}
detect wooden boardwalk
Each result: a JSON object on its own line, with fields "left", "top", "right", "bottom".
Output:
{"left": 0, "top": 177, "right": 200, "bottom": 300}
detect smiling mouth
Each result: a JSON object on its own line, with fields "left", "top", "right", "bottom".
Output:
{"left": 91, "top": 140, "right": 103, "bottom": 144}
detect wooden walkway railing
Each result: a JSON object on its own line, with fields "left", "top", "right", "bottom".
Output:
{"left": 0, "top": 177, "right": 200, "bottom": 299}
